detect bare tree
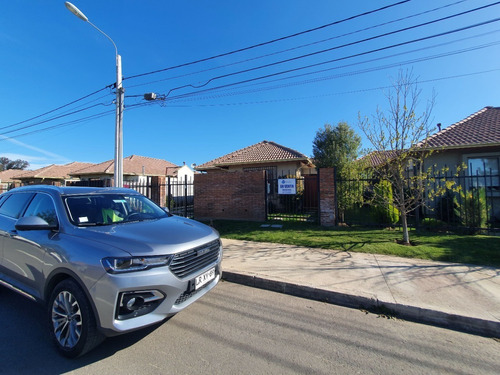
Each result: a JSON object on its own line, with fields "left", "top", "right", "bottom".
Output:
{"left": 358, "top": 70, "right": 435, "bottom": 245}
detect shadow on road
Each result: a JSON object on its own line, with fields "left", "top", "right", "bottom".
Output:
{"left": 0, "top": 287, "right": 162, "bottom": 375}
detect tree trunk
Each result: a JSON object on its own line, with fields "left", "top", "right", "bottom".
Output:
{"left": 401, "top": 213, "right": 410, "bottom": 245}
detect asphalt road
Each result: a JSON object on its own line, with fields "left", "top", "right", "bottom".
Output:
{"left": 1, "top": 281, "right": 499, "bottom": 374}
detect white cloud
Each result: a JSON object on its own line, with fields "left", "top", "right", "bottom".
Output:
{"left": 0, "top": 135, "right": 71, "bottom": 169}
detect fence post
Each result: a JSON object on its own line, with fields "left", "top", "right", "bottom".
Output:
{"left": 319, "top": 168, "right": 336, "bottom": 226}
{"left": 167, "top": 177, "right": 172, "bottom": 211}
{"left": 183, "top": 178, "right": 188, "bottom": 217}
{"left": 150, "top": 176, "right": 166, "bottom": 207}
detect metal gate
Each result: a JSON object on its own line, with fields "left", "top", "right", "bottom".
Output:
{"left": 266, "top": 174, "right": 319, "bottom": 222}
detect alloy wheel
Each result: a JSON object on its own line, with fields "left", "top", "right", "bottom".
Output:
{"left": 51, "top": 290, "right": 83, "bottom": 349}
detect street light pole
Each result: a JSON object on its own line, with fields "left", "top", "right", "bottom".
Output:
{"left": 65, "top": 2, "right": 124, "bottom": 187}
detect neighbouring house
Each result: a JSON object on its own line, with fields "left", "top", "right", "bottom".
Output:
{"left": 356, "top": 107, "right": 500, "bottom": 227}
{"left": 422, "top": 106, "right": 500, "bottom": 224}
{"left": 361, "top": 106, "right": 500, "bottom": 176}
{"left": 166, "top": 163, "right": 195, "bottom": 182}
{"left": 165, "top": 163, "right": 196, "bottom": 199}
{"left": 421, "top": 106, "right": 500, "bottom": 176}
{"left": 0, "top": 169, "right": 25, "bottom": 192}
{"left": 70, "top": 155, "right": 179, "bottom": 186}
{"left": 195, "top": 140, "right": 316, "bottom": 178}
{"left": 14, "top": 162, "right": 94, "bottom": 186}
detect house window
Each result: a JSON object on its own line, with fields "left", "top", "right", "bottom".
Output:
{"left": 468, "top": 157, "right": 500, "bottom": 189}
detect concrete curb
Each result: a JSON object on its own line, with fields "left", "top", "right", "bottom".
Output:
{"left": 222, "top": 271, "right": 500, "bottom": 339}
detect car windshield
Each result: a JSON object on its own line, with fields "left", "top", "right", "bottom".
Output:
{"left": 64, "top": 193, "right": 168, "bottom": 226}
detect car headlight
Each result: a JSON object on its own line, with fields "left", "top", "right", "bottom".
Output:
{"left": 102, "top": 255, "right": 173, "bottom": 274}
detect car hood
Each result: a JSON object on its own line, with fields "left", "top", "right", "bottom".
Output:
{"left": 67, "top": 216, "right": 218, "bottom": 255}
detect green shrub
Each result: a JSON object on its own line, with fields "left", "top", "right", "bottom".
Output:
{"left": 453, "top": 188, "right": 488, "bottom": 232}
{"left": 421, "top": 218, "right": 446, "bottom": 230}
{"left": 371, "top": 180, "right": 400, "bottom": 224}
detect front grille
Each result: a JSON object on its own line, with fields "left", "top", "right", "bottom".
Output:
{"left": 169, "top": 239, "right": 221, "bottom": 278}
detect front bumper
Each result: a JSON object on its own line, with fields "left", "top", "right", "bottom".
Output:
{"left": 90, "top": 260, "right": 221, "bottom": 335}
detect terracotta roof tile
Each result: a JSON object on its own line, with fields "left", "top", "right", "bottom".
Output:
{"left": 360, "top": 150, "right": 400, "bottom": 168}
{"left": 423, "top": 106, "right": 500, "bottom": 148}
{"left": 0, "top": 169, "right": 26, "bottom": 182}
{"left": 72, "top": 155, "right": 178, "bottom": 177}
{"left": 15, "top": 162, "right": 94, "bottom": 180}
{"left": 196, "top": 140, "right": 311, "bottom": 170}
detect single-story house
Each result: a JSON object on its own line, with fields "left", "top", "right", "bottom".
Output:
{"left": 0, "top": 169, "right": 25, "bottom": 192}
{"left": 421, "top": 106, "right": 500, "bottom": 177}
{"left": 361, "top": 106, "right": 500, "bottom": 176}
{"left": 70, "top": 155, "right": 179, "bottom": 186}
{"left": 14, "top": 162, "right": 94, "bottom": 186}
{"left": 195, "top": 140, "right": 316, "bottom": 179}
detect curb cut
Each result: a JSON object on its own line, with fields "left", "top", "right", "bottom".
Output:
{"left": 222, "top": 271, "right": 500, "bottom": 339}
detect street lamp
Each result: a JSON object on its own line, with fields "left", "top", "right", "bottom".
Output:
{"left": 65, "top": 2, "right": 124, "bottom": 187}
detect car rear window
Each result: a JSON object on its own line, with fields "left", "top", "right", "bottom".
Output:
{"left": 0, "top": 192, "right": 34, "bottom": 219}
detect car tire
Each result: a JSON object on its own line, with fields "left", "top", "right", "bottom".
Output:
{"left": 48, "top": 279, "right": 103, "bottom": 358}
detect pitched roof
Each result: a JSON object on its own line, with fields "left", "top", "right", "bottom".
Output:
{"left": 423, "top": 106, "right": 500, "bottom": 149}
{"left": 196, "top": 140, "right": 311, "bottom": 170}
{"left": 0, "top": 169, "right": 26, "bottom": 182}
{"left": 72, "top": 155, "right": 178, "bottom": 177}
{"left": 360, "top": 150, "right": 401, "bottom": 168}
{"left": 15, "top": 162, "right": 94, "bottom": 180}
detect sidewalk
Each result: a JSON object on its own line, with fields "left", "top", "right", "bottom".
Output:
{"left": 221, "top": 238, "right": 500, "bottom": 338}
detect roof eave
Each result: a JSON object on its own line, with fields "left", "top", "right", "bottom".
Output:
{"left": 422, "top": 142, "right": 500, "bottom": 151}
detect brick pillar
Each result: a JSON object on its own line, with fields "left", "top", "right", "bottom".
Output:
{"left": 151, "top": 176, "right": 166, "bottom": 207}
{"left": 319, "top": 168, "right": 336, "bottom": 227}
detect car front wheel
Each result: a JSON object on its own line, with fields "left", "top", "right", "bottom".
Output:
{"left": 48, "top": 279, "right": 103, "bottom": 358}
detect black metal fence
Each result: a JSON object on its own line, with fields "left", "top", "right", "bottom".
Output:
{"left": 165, "top": 176, "right": 194, "bottom": 218}
{"left": 47, "top": 177, "right": 194, "bottom": 219}
{"left": 266, "top": 175, "right": 319, "bottom": 223}
{"left": 336, "top": 169, "right": 500, "bottom": 234}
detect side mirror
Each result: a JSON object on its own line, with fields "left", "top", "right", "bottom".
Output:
{"left": 15, "top": 216, "right": 58, "bottom": 231}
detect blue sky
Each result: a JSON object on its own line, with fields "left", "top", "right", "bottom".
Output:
{"left": 1, "top": 0, "right": 499, "bottom": 170}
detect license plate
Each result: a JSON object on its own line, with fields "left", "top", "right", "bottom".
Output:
{"left": 195, "top": 267, "right": 215, "bottom": 290}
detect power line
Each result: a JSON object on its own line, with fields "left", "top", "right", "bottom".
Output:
{"left": 4, "top": 1, "right": 494, "bottom": 138}
{"left": 157, "top": 2, "right": 500, "bottom": 98}
{"left": 166, "top": 31, "right": 500, "bottom": 103}
{"left": 165, "top": 42, "right": 499, "bottom": 103}
{"left": 162, "top": 69, "right": 500, "bottom": 108}
{"left": 1, "top": 1, "right": 478, "bottom": 136}
{"left": 124, "top": 0, "right": 412, "bottom": 81}
{"left": 0, "top": 85, "right": 111, "bottom": 132}
{"left": 154, "top": 16, "right": 500, "bottom": 102}
{"left": 126, "top": 0, "right": 470, "bottom": 90}
{"left": 0, "top": 103, "right": 113, "bottom": 136}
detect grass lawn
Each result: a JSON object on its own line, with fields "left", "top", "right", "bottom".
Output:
{"left": 209, "top": 220, "right": 500, "bottom": 268}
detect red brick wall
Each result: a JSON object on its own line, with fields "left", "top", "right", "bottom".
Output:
{"left": 319, "top": 168, "right": 336, "bottom": 226}
{"left": 151, "top": 176, "right": 166, "bottom": 207}
{"left": 194, "top": 171, "right": 266, "bottom": 221}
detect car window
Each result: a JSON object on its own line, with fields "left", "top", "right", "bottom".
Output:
{"left": 0, "top": 194, "right": 8, "bottom": 207}
{"left": 23, "top": 193, "right": 58, "bottom": 226}
{"left": 0, "top": 192, "right": 34, "bottom": 219}
{"left": 64, "top": 193, "right": 168, "bottom": 226}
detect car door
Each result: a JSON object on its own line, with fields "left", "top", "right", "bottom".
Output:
{"left": 0, "top": 194, "right": 10, "bottom": 264}
{"left": 0, "top": 192, "right": 57, "bottom": 299}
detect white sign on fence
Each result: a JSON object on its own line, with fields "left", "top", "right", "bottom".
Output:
{"left": 278, "top": 178, "right": 296, "bottom": 195}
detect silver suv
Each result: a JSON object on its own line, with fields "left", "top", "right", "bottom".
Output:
{"left": 0, "top": 185, "right": 222, "bottom": 357}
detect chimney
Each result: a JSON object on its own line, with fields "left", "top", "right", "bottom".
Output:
{"left": 437, "top": 123, "right": 442, "bottom": 131}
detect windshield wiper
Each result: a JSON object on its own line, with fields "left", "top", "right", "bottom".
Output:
{"left": 78, "top": 222, "right": 110, "bottom": 227}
